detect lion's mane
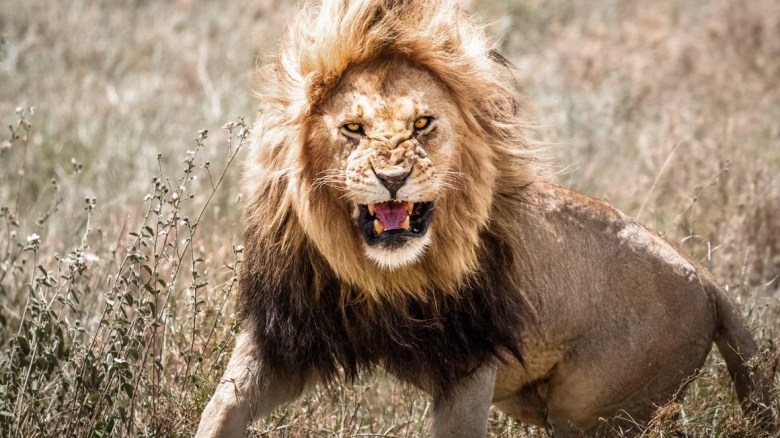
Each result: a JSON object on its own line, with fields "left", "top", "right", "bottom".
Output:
{"left": 239, "top": 0, "right": 540, "bottom": 394}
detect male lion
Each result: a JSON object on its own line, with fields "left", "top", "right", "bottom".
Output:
{"left": 197, "top": 1, "right": 774, "bottom": 436}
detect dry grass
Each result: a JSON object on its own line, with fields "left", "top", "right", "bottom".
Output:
{"left": 1, "top": 0, "right": 778, "bottom": 436}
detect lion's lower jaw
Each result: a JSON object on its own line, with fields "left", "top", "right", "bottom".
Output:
{"left": 363, "top": 233, "right": 432, "bottom": 269}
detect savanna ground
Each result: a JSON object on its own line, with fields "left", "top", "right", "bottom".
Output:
{"left": 1, "top": 0, "right": 778, "bottom": 436}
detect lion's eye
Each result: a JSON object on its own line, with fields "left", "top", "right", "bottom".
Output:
{"left": 342, "top": 123, "right": 364, "bottom": 134}
{"left": 413, "top": 116, "right": 433, "bottom": 131}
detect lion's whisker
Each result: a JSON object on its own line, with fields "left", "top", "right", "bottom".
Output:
{"left": 312, "top": 169, "right": 347, "bottom": 192}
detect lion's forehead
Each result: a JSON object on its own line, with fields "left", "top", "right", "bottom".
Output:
{"left": 350, "top": 95, "right": 423, "bottom": 128}
{"left": 325, "top": 62, "right": 441, "bottom": 128}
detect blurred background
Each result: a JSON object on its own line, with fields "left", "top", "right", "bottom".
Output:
{"left": 1, "top": 0, "right": 778, "bottom": 436}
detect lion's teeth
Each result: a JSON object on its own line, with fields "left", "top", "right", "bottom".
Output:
{"left": 374, "top": 219, "right": 384, "bottom": 234}
{"left": 406, "top": 201, "right": 414, "bottom": 214}
{"left": 368, "top": 203, "right": 375, "bottom": 216}
{"left": 401, "top": 215, "right": 410, "bottom": 230}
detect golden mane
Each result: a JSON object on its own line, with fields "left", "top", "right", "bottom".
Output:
{"left": 243, "top": 0, "right": 540, "bottom": 300}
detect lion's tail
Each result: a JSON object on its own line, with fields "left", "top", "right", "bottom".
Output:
{"left": 713, "top": 286, "right": 776, "bottom": 429}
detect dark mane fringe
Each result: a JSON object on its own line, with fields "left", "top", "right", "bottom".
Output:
{"left": 238, "top": 224, "right": 530, "bottom": 396}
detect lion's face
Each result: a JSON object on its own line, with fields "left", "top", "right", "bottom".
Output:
{"left": 308, "top": 59, "right": 463, "bottom": 269}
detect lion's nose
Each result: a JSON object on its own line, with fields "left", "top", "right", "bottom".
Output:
{"left": 374, "top": 166, "right": 411, "bottom": 199}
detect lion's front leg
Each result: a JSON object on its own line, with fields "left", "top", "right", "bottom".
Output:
{"left": 432, "top": 363, "right": 497, "bottom": 438}
{"left": 195, "top": 330, "right": 310, "bottom": 438}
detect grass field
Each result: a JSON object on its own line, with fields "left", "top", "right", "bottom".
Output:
{"left": 1, "top": 0, "right": 778, "bottom": 436}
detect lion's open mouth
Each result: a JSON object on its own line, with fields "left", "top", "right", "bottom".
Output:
{"left": 358, "top": 200, "right": 434, "bottom": 246}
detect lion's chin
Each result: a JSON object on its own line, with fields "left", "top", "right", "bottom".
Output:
{"left": 363, "top": 233, "right": 432, "bottom": 269}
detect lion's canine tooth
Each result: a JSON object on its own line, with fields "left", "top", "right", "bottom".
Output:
{"left": 368, "top": 203, "right": 375, "bottom": 216}
{"left": 401, "top": 215, "right": 410, "bottom": 230}
{"left": 406, "top": 201, "right": 414, "bottom": 214}
{"left": 374, "top": 219, "right": 384, "bottom": 234}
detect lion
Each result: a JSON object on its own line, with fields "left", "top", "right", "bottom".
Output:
{"left": 196, "top": 1, "right": 774, "bottom": 436}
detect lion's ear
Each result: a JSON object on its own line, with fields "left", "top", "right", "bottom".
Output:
{"left": 487, "top": 50, "right": 514, "bottom": 69}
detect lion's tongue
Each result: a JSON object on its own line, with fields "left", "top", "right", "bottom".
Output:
{"left": 374, "top": 202, "right": 408, "bottom": 230}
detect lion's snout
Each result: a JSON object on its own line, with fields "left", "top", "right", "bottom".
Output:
{"left": 373, "top": 165, "right": 411, "bottom": 198}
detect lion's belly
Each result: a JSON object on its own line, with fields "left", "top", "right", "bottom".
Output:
{"left": 492, "top": 347, "right": 566, "bottom": 426}
{"left": 493, "top": 349, "right": 562, "bottom": 401}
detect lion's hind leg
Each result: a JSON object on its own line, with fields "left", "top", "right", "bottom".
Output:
{"left": 492, "top": 378, "right": 551, "bottom": 428}
{"left": 540, "top": 337, "right": 712, "bottom": 437}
